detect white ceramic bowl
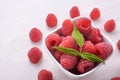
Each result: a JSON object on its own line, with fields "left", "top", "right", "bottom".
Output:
{"left": 44, "top": 17, "right": 114, "bottom": 79}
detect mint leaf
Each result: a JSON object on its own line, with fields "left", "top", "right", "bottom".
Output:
{"left": 72, "top": 26, "right": 84, "bottom": 48}
{"left": 54, "top": 46, "right": 80, "bottom": 56}
{"left": 80, "top": 52, "right": 104, "bottom": 64}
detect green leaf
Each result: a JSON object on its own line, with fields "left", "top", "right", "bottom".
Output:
{"left": 54, "top": 46, "right": 80, "bottom": 56}
{"left": 72, "top": 26, "right": 84, "bottom": 48}
{"left": 80, "top": 52, "right": 104, "bottom": 64}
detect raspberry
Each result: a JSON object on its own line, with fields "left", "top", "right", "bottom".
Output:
{"left": 46, "top": 13, "right": 57, "bottom": 28}
{"left": 77, "top": 59, "right": 94, "bottom": 73}
{"left": 53, "top": 51, "right": 63, "bottom": 61}
{"left": 82, "top": 41, "right": 97, "bottom": 54}
{"left": 28, "top": 47, "right": 42, "bottom": 64}
{"left": 60, "top": 54, "right": 78, "bottom": 70}
{"left": 38, "top": 69, "right": 53, "bottom": 80}
{"left": 61, "top": 19, "right": 74, "bottom": 36}
{"left": 70, "top": 6, "right": 80, "bottom": 18}
{"left": 111, "top": 76, "right": 120, "bottom": 80}
{"left": 46, "top": 33, "right": 61, "bottom": 51}
{"left": 29, "top": 28, "right": 42, "bottom": 42}
{"left": 117, "top": 40, "right": 120, "bottom": 50}
{"left": 88, "top": 28, "right": 102, "bottom": 43}
{"left": 95, "top": 42, "right": 113, "bottom": 60}
{"left": 90, "top": 8, "right": 101, "bottom": 20}
{"left": 75, "top": 17, "right": 92, "bottom": 37}
{"left": 59, "top": 35, "right": 78, "bottom": 49}
{"left": 104, "top": 19, "right": 116, "bottom": 32}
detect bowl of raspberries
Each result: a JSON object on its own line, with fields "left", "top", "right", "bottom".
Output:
{"left": 45, "top": 17, "right": 114, "bottom": 79}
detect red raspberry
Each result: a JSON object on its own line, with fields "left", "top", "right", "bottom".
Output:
{"left": 117, "top": 40, "right": 120, "bottom": 50}
{"left": 82, "top": 41, "right": 97, "bottom": 54}
{"left": 75, "top": 17, "right": 92, "bottom": 37}
{"left": 29, "top": 28, "right": 42, "bottom": 42}
{"left": 104, "top": 19, "right": 116, "bottom": 32}
{"left": 60, "top": 54, "right": 78, "bottom": 70}
{"left": 38, "top": 69, "right": 53, "bottom": 80}
{"left": 53, "top": 51, "right": 63, "bottom": 61}
{"left": 111, "top": 76, "right": 120, "bottom": 80}
{"left": 70, "top": 6, "right": 80, "bottom": 18}
{"left": 61, "top": 19, "right": 74, "bottom": 36}
{"left": 28, "top": 47, "right": 42, "bottom": 64}
{"left": 77, "top": 59, "right": 94, "bottom": 73}
{"left": 88, "top": 28, "right": 102, "bottom": 43}
{"left": 95, "top": 42, "right": 113, "bottom": 60}
{"left": 90, "top": 8, "right": 101, "bottom": 20}
{"left": 59, "top": 35, "right": 78, "bottom": 49}
{"left": 46, "top": 33, "right": 61, "bottom": 51}
{"left": 46, "top": 13, "right": 57, "bottom": 28}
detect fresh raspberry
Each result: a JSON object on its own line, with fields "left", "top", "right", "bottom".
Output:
{"left": 46, "top": 33, "right": 61, "bottom": 51}
{"left": 77, "top": 59, "right": 94, "bottom": 73}
{"left": 95, "top": 42, "right": 113, "bottom": 60}
{"left": 70, "top": 6, "right": 80, "bottom": 18}
{"left": 104, "top": 19, "right": 116, "bottom": 32}
{"left": 117, "top": 40, "right": 120, "bottom": 50}
{"left": 46, "top": 13, "right": 57, "bottom": 28}
{"left": 111, "top": 76, "right": 120, "bottom": 80}
{"left": 75, "top": 17, "right": 92, "bottom": 37}
{"left": 59, "top": 35, "right": 78, "bottom": 49}
{"left": 53, "top": 51, "right": 63, "bottom": 61}
{"left": 60, "top": 54, "right": 78, "bottom": 70}
{"left": 38, "top": 69, "right": 53, "bottom": 80}
{"left": 28, "top": 47, "right": 42, "bottom": 64}
{"left": 29, "top": 28, "right": 42, "bottom": 42}
{"left": 61, "top": 19, "right": 74, "bottom": 36}
{"left": 82, "top": 41, "right": 97, "bottom": 54}
{"left": 90, "top": 8, "right": 101, "bottom": 20}
{"left": 88, "top": 28, "right": 102, "bottom": 43}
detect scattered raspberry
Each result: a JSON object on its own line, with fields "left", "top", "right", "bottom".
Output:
{"left": 60, "top": 54, "right": 78, "bottom": 70}
{"left": 95, "top": 42, "right": 113, "bottom": 60}
{"left": 77, "top": 59, "right": 94, "bottom": 73}
{"left": 53, "top": 51, "right": 63, "bottom": 61}
{"left": 45, "top": 33, "right": 61, "bottom": 51}
{"left": 117, "top": 40, "right": 120, "bottom": 50}
{"left": 29, "top": 28, "right": 42, "bottom": 42}
{"left": 46, "top": 13, "right": 57, "bottom": 28}
{"left": 59, "top": 35, "right": 78, "bottom": 49}
{"left": 38, "top": 69, "right": 53, "bottom": 80}
{"left": 70, "top": 6, "right": 80, "bottom": 18}
{"left": 104, "top": 19, "right": 116, "bottom": 32}
{"left": 75, "top": 17, "right": 92, "bottom": 37}
{"left": 61, "top": 19, "right": 74, "bottom": 36}
{"left": 88, "top": 28, "right": 102, "bottom": 43}
{"left": 28, "top": 47, "right": 42, "bottom": 64}
{"left": 82, "top": 41, "right": 97, "bottom": 54}
{"left": 111, "top": 76, "right": 120, "bottom": 80}
{"left": 90, "top": 8, "right": 101, "bottom": 20}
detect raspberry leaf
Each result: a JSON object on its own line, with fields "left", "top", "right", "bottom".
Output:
{"left": 72, "top": 26, "right": 84, "bottom": 48}
{"left": 54, "top": 46, "right": 80, "bottom": 56}
{"left": 80, "top": 52, "right": 104, "bottom": 64}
